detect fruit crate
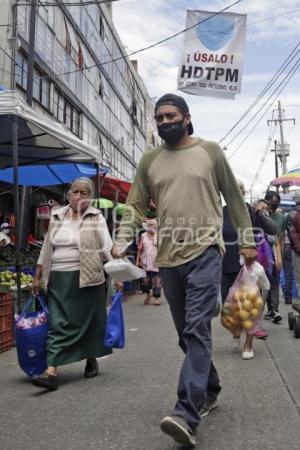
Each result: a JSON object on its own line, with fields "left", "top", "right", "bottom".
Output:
{"left": 0, "top": 292, "right": 13, "bottom": 353}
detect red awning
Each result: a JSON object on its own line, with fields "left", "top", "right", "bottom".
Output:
{"left": 94, "top": 174, "right": 132, "bottom": 203}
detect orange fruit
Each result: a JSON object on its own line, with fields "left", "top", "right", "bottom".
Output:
{"left": 250, "top": 308, "right": 259, "bottom": 318}
{"left": 242, "top": 319, "right": 254, "bottom": 330}
{"left": 241, "top": 299, "right": 253, "bottom": 312}
{"left": 246, "top": 288, "right": 259, "bottom": 303}
{"left": 254, "top": 297, "right": 264, "bottom": 310}
{"left": 238, "top": 310, "right": 250, "bottom": 321}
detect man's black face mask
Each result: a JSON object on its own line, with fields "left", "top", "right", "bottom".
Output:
{"left": 157, "top": 119, "right": 186, "bottom": 146}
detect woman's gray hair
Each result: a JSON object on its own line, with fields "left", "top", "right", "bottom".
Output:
{"left": 71, "top": 177, "right": 95, "bottom": 197}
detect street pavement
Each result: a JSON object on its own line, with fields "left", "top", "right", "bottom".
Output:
{"left": 1, "top": 293, "right": 300, "bottom": 450}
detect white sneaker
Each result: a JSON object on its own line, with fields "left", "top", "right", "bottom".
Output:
{"left": 242, "top": 350, "right": 254, "bottom": 360}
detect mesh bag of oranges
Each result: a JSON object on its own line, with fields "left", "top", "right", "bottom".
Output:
{"left": 221, "top": 264, "right": 264, "bottom": 336}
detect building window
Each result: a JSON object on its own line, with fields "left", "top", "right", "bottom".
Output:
{"left": 65, "top": 102, "right": 72, "bottom": 130}
{"left": 99, "top": 14, "right": 105, "bottom": 40}
{"left": 15, "top": 51, "right": 28, "bottom": 90}
{"left": 58, "top": 94, "right": 64, "bottom": 123}
{"left": 72, "top": 108, "right": 80, "bottom": 136}
{"left": 16, "top": 52, "right": 51, "bottom": 110}
{"left": 130, "top": 99, "right": 138, "bottom": 125}
{"left": 32, "top": 68, "right": 41, "bottom": 101}
{"left": 41, "top": 78, "right": 50, "bottom": 109}
{"left": 53, "top": 88, "right": 80, "bottom": 137}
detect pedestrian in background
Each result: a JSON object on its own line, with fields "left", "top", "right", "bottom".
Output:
{"left": 0, "top": 231, "right": 10, "bottom": 247}
{"left": 264, "top": 191, "right": 284, "bottom": 323}
{"left": 222, "top": 186, "right": 277, "bottom": 358}
{"left": 136, "top": 218, "right": 161, "bottom": 306}
{"left": 286, "top": 190, "right": 300, "bottom": 299}
{"left": 112, "top": 93, "right": 256, "bottom": 448}
{"left": 282, "top": 228, "right": 294, "bottom": 304}
{"left": 32, "top": 177, "right": 113, "bottom": 390}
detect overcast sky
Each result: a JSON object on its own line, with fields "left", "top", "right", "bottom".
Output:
{"left": 113, "top": 0, "right": 300, "bottom": 199}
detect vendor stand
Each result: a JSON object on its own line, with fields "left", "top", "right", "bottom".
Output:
{"left": 0, "top": 90, "right": 106, "bottom": 316}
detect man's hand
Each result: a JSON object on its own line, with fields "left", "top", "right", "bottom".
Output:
{"left": 115, "top": 282, "right": 124, "bottom": 292}
{"left": 239, "top": 247, "right": 257, "bottom": 266}
{"left": 111, "top": 244, "right": 126, "bottom": 259}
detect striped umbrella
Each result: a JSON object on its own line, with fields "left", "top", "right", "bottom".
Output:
{"left": 271, "top": 168, "right": 300, "bottom": 186}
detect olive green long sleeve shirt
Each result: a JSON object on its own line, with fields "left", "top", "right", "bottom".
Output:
{"left": 116, "top": 138, "right": 255, "bottom": 267}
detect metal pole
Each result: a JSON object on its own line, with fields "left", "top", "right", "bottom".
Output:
{"left": 95, "top": 163, "right": 100, "bottom": 209}
{"left": 278, "top": 101, "right": 287, "bottom": 175}
{"left": 274, "top": 140, "right": 279, "bottom": 178}
{"left": 26, "top": 0, "right": 37, "bottom": 106}
{"left": 12, "top": 116, "right": 21, "bottom": 314}
{"left": 274, "top": 140, "right": 279, "bottom": 194}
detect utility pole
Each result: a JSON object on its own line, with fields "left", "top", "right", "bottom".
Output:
{"left": 22, "top": 1, "right": 37, "bottom": 249}
{"left": 267, "top": 100, "right": 295, "bottom": 193}
{"left": 270, "top": 139, "right": 279, "bottom": 194}
{"left": 26, "top": 0, "right": 37, "bottom": 106}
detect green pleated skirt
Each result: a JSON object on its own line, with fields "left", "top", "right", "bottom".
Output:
{"left": 46, "top": 271, "right": 111, "bottom": 366}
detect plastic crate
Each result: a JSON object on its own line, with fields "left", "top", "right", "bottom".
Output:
{"left": 0, "top": 292, "right": 14, "bottom": 315}
{"left": 0, "top": 329, "right": 13, "bottom": 353}
{"left": 0, "top": 312, "right": 12, "bottom": 332}
{"left": 0, "top": 293, "right": 14, "bottom": 353}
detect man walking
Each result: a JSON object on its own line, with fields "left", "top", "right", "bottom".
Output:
{"left": 263, "top": 191, "right": 284, "bottom": 322}
{"left": 112, "top": 94, "right": 256, "bottom": 448}
{"left": 286, "top": 190, "right": 300, "bottom": 299}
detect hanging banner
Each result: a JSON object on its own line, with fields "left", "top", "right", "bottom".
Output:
{"left": 177, "top": 10, "right": 247, "bottom": 99}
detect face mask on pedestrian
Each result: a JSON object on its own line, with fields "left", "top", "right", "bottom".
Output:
{"left": 147, "top": 223, "right": 157, "bottom": 234}
{"left": 157, "top": 119, "right": 187, "bottom": 146}
{"left": 270, "top": 202, "right": 279, "bottom": 212}
{"left": 1, "top": 228, "right": 10, "bottom": 235}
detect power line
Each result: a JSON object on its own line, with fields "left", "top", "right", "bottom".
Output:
{"left": 145, "top": 6, "right": 300, "bottom": 53}
{"left": 0, "top": 0, "right": 242, "bottom": 84}
{"left": 227, "top": 56, "right": 300, "bottom": 161}
{"left": 223, "top": 51, "right": 299, "bottom": 150}
{"left": 219, "top": 41, "right": 300, "bottom": 146}
{"left": 18, "top": 0, "right": 119, "bottom": 6}
{"left": 250, "top": 119, "right": 278, "bottom": 191}
{"left": 52, "top": 0, "right": 242, "bottom": 77}
{"left": 8, "top": 0, "right": 297, "bottom": 88}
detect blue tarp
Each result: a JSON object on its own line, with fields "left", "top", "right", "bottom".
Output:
{"left": 0, "top": 163, "right": 108, "bottom": 186}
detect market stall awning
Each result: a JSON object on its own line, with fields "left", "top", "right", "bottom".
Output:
{"left": 0, "top": 91, "right": 101, "bottom": 167}
{"left": 94, "top": 174, "right": 132, "bottom": 203}
{"left": 271, "top": 168, "right": 300, "bottom": 187}
{"left": 0, "top": 163, "right": 108, "bottom": 186}
{"left": 93, "top": 198, "right": 126, "bottom": 214}
{"left": 93, "top": 198, "right": 114, "bottom": 209}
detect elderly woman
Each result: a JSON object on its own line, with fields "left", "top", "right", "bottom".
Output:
{"left": 32, "top": 177, "right": 113, "bottom": 390}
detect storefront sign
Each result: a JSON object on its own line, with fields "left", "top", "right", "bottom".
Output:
{"left": 36, "top": 205, "right": 50, "bottom": 219}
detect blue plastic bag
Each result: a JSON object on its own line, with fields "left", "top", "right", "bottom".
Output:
{"left": 15, "top": 295, "right": 49, "bottom": 377}
{"left": 104, "top": 291, "right": 125, "bottom": 349}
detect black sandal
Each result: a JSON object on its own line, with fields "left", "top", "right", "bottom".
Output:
{"left": 84, "top": 358, "right": 99, "bottom": 378}
{"left": 31, "top": 371, "right": 59, "bottom": 390}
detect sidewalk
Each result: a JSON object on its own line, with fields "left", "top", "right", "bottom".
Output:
{"left": 0, "top": 293, "right": 300, "bottom": 449}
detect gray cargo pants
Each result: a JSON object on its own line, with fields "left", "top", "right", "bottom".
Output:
{"left": 159, "top": 245, "right": 222, "bottom": 429}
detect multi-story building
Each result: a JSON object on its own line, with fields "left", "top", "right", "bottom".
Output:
{"left": 0, "top": 0, "right": 159, "bottom": 181}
